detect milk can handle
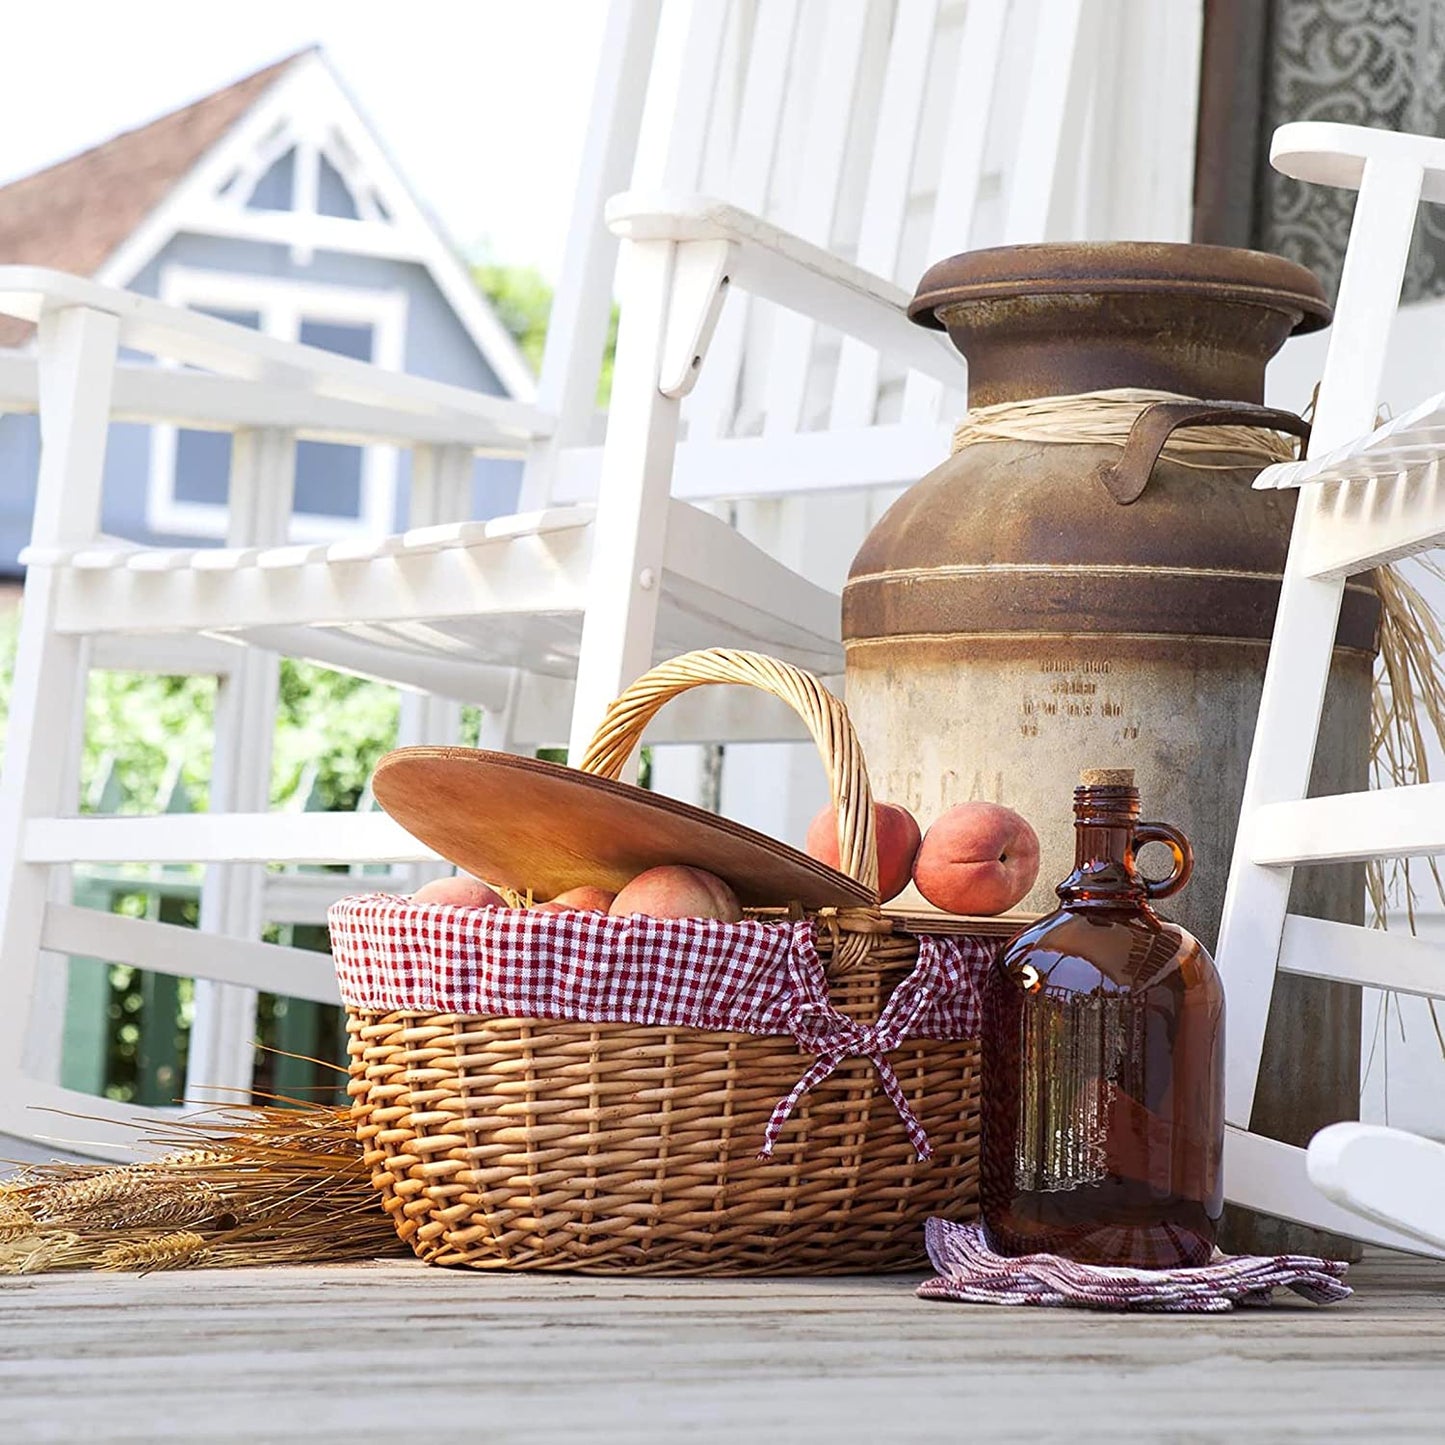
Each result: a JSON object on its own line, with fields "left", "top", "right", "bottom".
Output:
{"left": 1094, "top": 400, "right": 1312, "bottom": 506}
{"left": 1133, "top": 822, "right": 1193, "bottom": 900}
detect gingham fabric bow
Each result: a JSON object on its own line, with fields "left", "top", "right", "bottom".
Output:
{"left": 760, "top": 934, "right": 982, "bottom": 1161}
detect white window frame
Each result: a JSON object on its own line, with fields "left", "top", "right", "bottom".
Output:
{"left": 147, "top": 266, "right": 409, "bottom": 542}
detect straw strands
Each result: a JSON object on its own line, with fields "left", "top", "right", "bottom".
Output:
{"left": 949, "top": 388, "right": 1299, "bottom": 467}
{"left": 0, "top": 1101, "right": 406, "bottom": 1276}
{"left": 1354, "top": 557, "right": 1445, "bottom": 1074}
{"left": 1368, "top": 560, "right": 1445, "bottom": 933}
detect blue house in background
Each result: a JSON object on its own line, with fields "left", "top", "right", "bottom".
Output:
{"left": 0, "top": 47, "right": 534, "bottom": 574}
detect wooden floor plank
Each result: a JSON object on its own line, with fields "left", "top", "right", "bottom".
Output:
{"left": 4, "top": 1251, "right": 1445, "bottom": 1442}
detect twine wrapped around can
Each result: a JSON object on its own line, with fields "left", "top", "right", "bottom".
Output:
{"left": 950, "top": 388, "right": 1300, "bottom": 467}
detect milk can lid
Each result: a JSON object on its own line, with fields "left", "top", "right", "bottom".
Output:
{"left": 909, "top": 241, "right": 1331, "bottom": 338}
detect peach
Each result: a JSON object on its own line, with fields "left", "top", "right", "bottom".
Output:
{"left": 805, "top": 801, "right": 922, "bottom": 903}
{"left": 411, "top": 874, "right": 507, "bottom": 909}
{"left": 912, "top": 803, "right": 1040, "bottom": 916}
{"left": 536, "top": 885, "right": 617, "bottom": 914}
{"left": 609, "top": 865, "right": 742, "bottom": 922}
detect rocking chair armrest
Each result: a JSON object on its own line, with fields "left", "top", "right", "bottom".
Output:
{"left": 605, "top": 193, "right": 967, "bottom": 391}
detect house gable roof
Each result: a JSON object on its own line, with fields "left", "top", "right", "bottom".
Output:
{"left": 0, "top": 50, "right": 536, "bottom": 399}
{"left": 0, "top": 53, "right": 302, "bottom": 347}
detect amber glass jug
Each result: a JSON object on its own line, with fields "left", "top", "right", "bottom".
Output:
{"left": 980, "top": 768, "right": 1224, "bottom": 1267}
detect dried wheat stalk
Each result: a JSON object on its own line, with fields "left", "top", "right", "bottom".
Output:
{"left": 100, "top": 1231, "right": 210, "bottom": 1272}
{"left": 1, "top": 1100, "right": 404, "bottom": 1276}
{"left": 0, "top": 1230, "right": 91, "bottom": 1275}
{"left": 1369, "top": 562, "right": 1445, "bottom": 924}
{"left": 22, "top": 1168, "right": 228, "bottom": 1231}
{"left": 0, "top": 1194, "right": 37, "bottom": 1240}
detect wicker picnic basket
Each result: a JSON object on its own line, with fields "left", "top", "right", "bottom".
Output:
{"left": 344, "top": 650, "right": 985, "bottom": 1274}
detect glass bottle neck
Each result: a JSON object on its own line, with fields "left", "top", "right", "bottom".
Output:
{"left": 1057, "top": 785, "right": 1151, "bottom": 910}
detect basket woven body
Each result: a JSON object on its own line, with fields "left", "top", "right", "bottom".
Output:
{"left": 345, "top": 651, "right": 984, "bottom": 1273}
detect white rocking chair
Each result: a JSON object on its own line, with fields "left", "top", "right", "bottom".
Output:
{"left": 1219, "top": 120, "right": 1445, "bottom": 1255}
{"left": 0, "top": 0, "right": 1199, "bottom": 1154}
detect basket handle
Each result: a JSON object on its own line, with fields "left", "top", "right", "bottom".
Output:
{"left": 578, "top": 649, "right": 880, "bottom": 897}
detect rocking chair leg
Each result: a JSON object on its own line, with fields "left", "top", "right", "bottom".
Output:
{"left": 1225, "top": 1126, "right": 1445, "bottom": 1259}
{"left": 1307, "top": 1123, "right": 1445, "bottom": 1253}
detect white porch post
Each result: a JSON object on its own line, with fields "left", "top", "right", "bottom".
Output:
{"left": 395, "top": 442, "right": 470, "bottom": 887}
{"left": 0, "top": 305, "right": 119, "bottom": 1092}
{"left": 184, "top": 427, "right": 294, "bottom": 1104}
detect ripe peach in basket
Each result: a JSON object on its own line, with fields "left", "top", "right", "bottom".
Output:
{"left": 411, "top": 874, "right": 507, "bottom": 908}
{"left": 609, "top": 865, "right": 742, "bottom": 922}
{"left": 912, "top": 803, "right": 1040, "bottom": 916}
{"left": 804, "top": 802, "right": 922, "bottom": 903}
{"left": 536, "top": 885, "right": 617, "bottom": 914}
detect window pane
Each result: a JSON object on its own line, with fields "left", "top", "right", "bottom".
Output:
{"left": 196, "top": 307, "right": 261, "bottom": 330}
{"left": 298, "top": 318, "right": 373, "bottom": 361}
{"left": 247, "top": 149, "right": 296, "bottom": 211}
{"left": 170, "top": 309, "right": 258, "bottom": 508}
{"left": 174, "top": 430, "right": 231, "bottom": 507}
{"left": 294, "top": 441, "right": 363, "bottom": 518}
{"left": 317, "top": 156, "right": 361, "bottom": 219}
{"left": 295, "top": 319, "right": 373, "bottom": 519}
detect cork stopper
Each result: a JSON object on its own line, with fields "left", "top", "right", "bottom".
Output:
{"left": 1080, "top": 768, "right": 1135, "bottom": 787}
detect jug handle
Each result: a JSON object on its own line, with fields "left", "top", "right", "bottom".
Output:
{"left": 1134, "top": 821, "right": 1193, "bottom": 900}
{"left": 1093, "top": 401, "right": 1311, "bottom": 506}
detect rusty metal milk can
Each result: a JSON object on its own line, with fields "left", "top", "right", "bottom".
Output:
{"left": 842, "top": 244, "right": 1379, "bottom": 1253}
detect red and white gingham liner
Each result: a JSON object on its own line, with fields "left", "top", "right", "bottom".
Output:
{"left": 328, "top": 894, "right": 996, "bottom": 1159}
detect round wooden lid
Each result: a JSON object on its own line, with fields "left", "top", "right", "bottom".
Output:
{"left": 371, "top": 746, "right": 877, "bottom": 909}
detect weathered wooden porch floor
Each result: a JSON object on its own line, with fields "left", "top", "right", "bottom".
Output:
{"left": 4, "top": 1248, "right": 1445, "bottom": 1443}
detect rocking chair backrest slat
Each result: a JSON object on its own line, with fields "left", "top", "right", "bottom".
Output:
{"left": 653, "top": 1, "right": 730, "bottom": 194}
{"left": 680, "top": 0, "right": 806, "bottom": 445}
{"left": 828, "top": 0, "right": 941, "bottom": 429}
{"left": 999, "top": 0, "right": 1093, "bottom": 245}
{"left": 763, "top": 0, "right": 877, "bottom": 439}
{"left": 898, "top": 0, "right": 1013, "bottom": 423}
{"left": 517, "top": 0, "right": 663, "bottom": 505}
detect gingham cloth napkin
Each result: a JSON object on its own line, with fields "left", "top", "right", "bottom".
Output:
{"left": 328, "top": 894, "right": 996, "bottom": 1158}
{"left": 919, "top": 1218, "right": 1352, "bottom": 1312}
